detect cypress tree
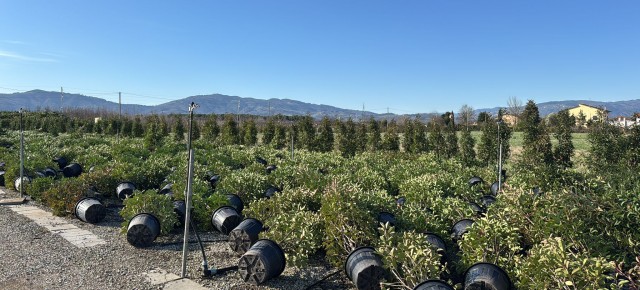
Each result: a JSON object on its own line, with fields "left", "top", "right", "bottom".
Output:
{"left": 551, "top": 110, "right": 575, "bottom": 168}
{"left": 315, "top": 116, "right": 334, "bottom": 152}
{"left": 262, "top": 118, "right": 276, "bottom": 145}
{"left": 173, "top": 116, "right": 185, "bottom": 142}
{"left": 520, "top": 100, "right": 553, "bottom": 168}
{"left": 221, "top": 115, "right": 240, "bottom": 145}
{"left": 367, "top": 117, "right": 381, "bottom": 151}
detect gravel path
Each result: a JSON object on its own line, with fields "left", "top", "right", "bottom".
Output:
{"left": 0, "top": 187, "right": 353, "bottom": 290}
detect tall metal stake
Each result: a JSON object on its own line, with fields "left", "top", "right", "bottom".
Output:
{"left": 181, "top": 102, "right": 198, "bottom": 278}
{"left": 497, "top": 120, "right": 503, "bottom": 193}
{"left": 19, "top": 108, "right": 25, "bottom": 197}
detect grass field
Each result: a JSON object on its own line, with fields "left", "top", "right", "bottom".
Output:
{"left": 469, "top": 131, "right": 590, "bottom": 153}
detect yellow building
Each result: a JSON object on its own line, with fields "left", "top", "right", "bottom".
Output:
{"left": 567, "top": 104, "right": 609, "bottom": 122}
{"left": 501, "top": 114, "right": 519, "bottom": 126}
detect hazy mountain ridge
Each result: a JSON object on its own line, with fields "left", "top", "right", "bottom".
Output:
{"left": 2, "top": 90, "right": 639, "bottom": 119}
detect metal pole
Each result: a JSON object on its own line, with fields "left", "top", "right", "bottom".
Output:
{"left": 181, "top": 102, "right": 198, "bottom": 278}
{"left": 497, "top": 121, "right": 502, "bottom": 193}
{"left": 19, "top": 108, "right": 24, "bottom": 197}
{"left": 117, "top": 92, "right": 121, "bottom": 143}
{"left": 290, "top": 130, "right": 294, "bottom": 160}
{"left": 181, "top": 148, "right": 195, "bottom": 277}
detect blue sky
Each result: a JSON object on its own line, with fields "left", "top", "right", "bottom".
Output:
{"left": 1, "top": 1, "right": 639, "bottom": 114}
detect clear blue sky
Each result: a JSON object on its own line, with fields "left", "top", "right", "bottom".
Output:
{"left": 1, "top": 1, "right": 639, "bottom": 114}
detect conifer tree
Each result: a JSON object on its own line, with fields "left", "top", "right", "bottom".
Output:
{"left": 315, "top": 116, "right": 334, "bottom": 152}
{"left": 520, "top": 100, "right": 553, "bottom": 168}
{"left": 220, "top": 115, "right": 240, "bottom": 145}
{"left": 367, "top": 117, "right": 381, "bottom": 151}
{"left": 262, "top": 118, "right": 276, "bottom": 145}
{"left": 173, "top": 116, "right": 185, "bottom": 142}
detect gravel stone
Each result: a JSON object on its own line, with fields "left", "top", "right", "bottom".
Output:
{"left": 0, "top": 187, "right": 354, "bottom": 289}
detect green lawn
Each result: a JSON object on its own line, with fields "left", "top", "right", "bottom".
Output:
{"left": 468, "top": 131, "right": 590, "bottom": 153}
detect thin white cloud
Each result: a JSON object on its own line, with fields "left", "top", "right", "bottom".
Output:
{"left": 0, "top": 50, "right": 57, "bottom": 62}
{"left": 2, "top": 40, "right": 27, "bottom": 45}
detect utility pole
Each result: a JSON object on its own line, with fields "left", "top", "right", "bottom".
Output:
{"left": 60, "top": 87, "right": 64, "bottom": 112}
{"left": 237, "top": 100, "right": 240, "bottom": 124}
{"left": 362, "top": 103, "right": 365, "bottom": 122}
{"left": 268, "top": 101, "right": 271, "bottom": 116}
{"left": 117, "top": 92, "right": 122, "bottom": 143}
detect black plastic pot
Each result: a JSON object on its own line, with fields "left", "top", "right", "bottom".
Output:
{"left": 43, "top": 167, "right": 57, "bottom": 178}
{"left": 209, "top": 174, "right": 221, "bottom": 189}
{"left": 413, "top": 279, "right": 454, "bottom": 290}
{"left": 211, "top": 206, "right": 243, "bottom": 235}
{"left": 264, "top": 186, "right": 281, "bottom": 199}
{"left": 532, "top": 187, "right": 544, "bottom": 196}
{"left": 238, "top": 239, "right": 286, "bottom": 285}
{"left": 468, "top": 176, "right": 484, "bottom": 187}
{"left": 424, "top": 232, "right": 447, "bottom": 254}
{"left": 116, "top": 182, "right": 136, "bottom": 200}
{"left": 377, "top": 212, "right": 396, "bottom": 227}
{"left": 345, "top": 246, "right": 385, "bottom": 290}
{"left": 173, "top": 200, "right": 187, "bottom": 225}
{"left": 490, "top": 182, "right": 500, "bottom": 195}
{"left": 13, "top": 176, "right": 31, "bottom": 191}
{"left": 396, "top": 196, "right": 406, "bottom": 207}
{"left": 75, "top": 197, "right": 106, "bottom": 224}
{"left": 255, "top": 156, "right": 268, "bottom": 165}
{"left": 53, "top": 157, "right": 68, "bottom": 170}
{"left": 229, "top": 218, "right": 263, "bottom": 255}
{"left": 469, "top": 202, "right": 484, "bottom": 216}
{"left": 266, "top": 165, "right": 277, "bottom": 174}
{"left": 481, "top": 195, "right": 497, "bottom": 208}
{"left": 62, "top": 163, "right": 83, "bottom": 178}
{"left": 0, "top": 171, "right": 5, "bottom": 187}
{"left": 126, "top": 213, "right": 160, "bottom": 248}
{"left": 159, "top": 183, "right": 173, "bottom": 195}
{"left": 464, "top": 262, "right": 511, "bottom": 290}
{"left": 226, "top": 193, "right": 244, "bottom": 213}
{"left": 451, "top": 219, "right": 474, "bottom": 241}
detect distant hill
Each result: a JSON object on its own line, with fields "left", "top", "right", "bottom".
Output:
{"left": 2, "top": 90, "right": 639, "bottom": 119}
{"left": 475, "top": 99, "right": 640, "bottom": 118}
{"left": 0, "top": 90, "right": 151, "bottom": 115}
{"left": 0, "top": 90, "right": 376, "bottom": 119}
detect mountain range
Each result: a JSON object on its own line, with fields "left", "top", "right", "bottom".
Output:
{"left": 2, "top": 90, "right": 639, "bottom": 119}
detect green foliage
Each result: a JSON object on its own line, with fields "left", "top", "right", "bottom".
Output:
{"left": 550, "top": 110, "right": 575, "bottom": 168}
{"left": 320, "top": 180, "right": 377, "bottom": 266}
{"left": 262, "top": 118, "right": 275, "bottom": 145}
{"left": 457, "top": 214, "right": 523, "bottom": 275}
{"left": 173, "top": 116, "right": 185, "bottom": 142}
{"left": 377, "top": 224, "right": 445, "bottom": 289}
{"left": 242, "top": 119, "right": 258, "bottom": 146}
{"left": 460, "top": 128, "right": 476, "bottom": 166}
{"left": 262, "top": 209, "right": 323, "bottom": 267}
{"left": 42, "top": 177, "right": 86, "bottom": 216}
{"left": 336, "top": 118, "right": 357, "bottom": 157}
{"left": 132, "top": 117, "right": 144, "bottom": 137}
{"left": 120, "top": 190, "right": 178, "bottom": 235}
{"left": 27, "top": 176, "right": 55, "bottom": 201}
{"left": 520, "top": 100, "right": 553, "bottom": 169}
{"left": 220, "top": 115, "right": 240, "bottom": 145}
{"left": 216, "top": 170, "right": 268, "bottom": 202}
{"left": 382, "top": 120, "right": 400, "bottom": 152}
{"left": 315, "top": 116, "right": 334, "bottom": 152}
{"left": 202, "top": 114, "right": 220, "bottom": 143}
{"left": 517, "top": 237, "right": 611, "bottom": 290}
{"left": 271, "top": 123, "right": 287, "bottom": 149}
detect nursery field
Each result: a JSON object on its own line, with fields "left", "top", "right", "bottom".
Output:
{"left": 0, "top": 129, "right": 638, "bottom": 290}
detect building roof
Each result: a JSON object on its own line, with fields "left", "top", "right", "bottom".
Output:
{"left": 571, "top": 103, "right": 611, "bottom": 113}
